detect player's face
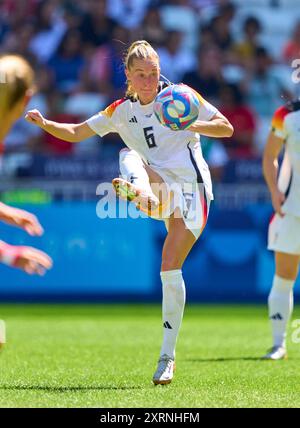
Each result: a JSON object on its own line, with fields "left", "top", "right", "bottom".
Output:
{"left": 126, "top": 57, "right": 160, "bottom": 105}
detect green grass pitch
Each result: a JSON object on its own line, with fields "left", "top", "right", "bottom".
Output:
{"left": 0, "top": 303, "right": 299, "bottom": 408}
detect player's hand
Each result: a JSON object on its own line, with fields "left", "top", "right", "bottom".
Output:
{"left": 187, "top": 121, "right": 200, "bottom": 132}
{"left": 0, "top": 203, "right": 44, "bottom": 236}
{"left": 25, "top": 109, "right": 45, "bottom": 127}
{"left": 14, "top": 246, "right": 53, "bottom": 275}
{"left": 271, "top": 188, "right": 285, "bottom": 217}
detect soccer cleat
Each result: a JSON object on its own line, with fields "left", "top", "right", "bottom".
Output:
{"left": 261, "top": 346, "right": 287, "bottom": 360}
{"left": 152, "top": 354, "right": 176, "bottom": 385}
{"left": 112, "top": 178, "right": 159, "bottom": 215}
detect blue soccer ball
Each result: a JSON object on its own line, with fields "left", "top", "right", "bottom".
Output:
{"left": 153, "top": 84, "right": 200, "bottom": 131}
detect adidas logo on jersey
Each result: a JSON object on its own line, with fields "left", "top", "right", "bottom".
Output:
{"left": 270, "top": 313, "right": 283, "bottom": 320}
{"left": 129, "top": 116, "right": 138, "bottom": 123}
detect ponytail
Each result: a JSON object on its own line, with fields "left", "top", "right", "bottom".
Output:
{"left": 124, "top": 40, "right": 159, "bottom": 100}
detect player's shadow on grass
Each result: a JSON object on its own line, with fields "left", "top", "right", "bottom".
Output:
{"left": 0, "top": 385, "right": 142, "bottom": 392}
{"left": 185, "top": 357, "right": 263, "bottom": 363}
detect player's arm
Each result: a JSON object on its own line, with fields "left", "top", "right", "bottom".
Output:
{"left": 0, "top": 240, "right": 53, "bottom": 275}
{"left": 25, "top": 109, "right": 96, "bottom": 143}
{"left": 263, "top": 131, "right": 285, "bottom": 217}
{"left": 188, "top": 110, "right": 234, "bottom": 137}
{"left": 0, "top": 202, "right": 43, "bottom": 236}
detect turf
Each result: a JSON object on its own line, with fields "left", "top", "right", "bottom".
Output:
{"left": 0, "top": 304, "right": 299, "bottom": 408}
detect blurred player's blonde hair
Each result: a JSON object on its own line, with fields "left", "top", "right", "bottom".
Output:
{"left": 0, "top": 55, "right": 34, "bottom": 116}
{"left": 124, "top": 40, "right": 159, "bottom": 100}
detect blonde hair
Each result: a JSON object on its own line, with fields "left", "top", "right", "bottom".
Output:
{"left": 0, "top": 55, "right": 34, "bottom": 116}
{"left": 124, "top": 40, "right": 159, "bottom": 100}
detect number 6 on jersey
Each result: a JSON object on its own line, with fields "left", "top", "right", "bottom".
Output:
{"left": 143, "top": 127, "right": 157, "bottom": 148}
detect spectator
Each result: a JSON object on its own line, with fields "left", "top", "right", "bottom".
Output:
{"left": 1, "top": 0, "right": 38, "bottom": 29}
{"left": 245, "top": 47, "right": 292, "bottom": 119}
{"left": 157, "top": 30, "right": 196, "bottom": 83}
{"left": 183, "top": 45, "right": 225, "bottom": 104}
{"left": 107, "top": 0, "right": 150, "bottom": 30}
{"left": 140, "top": 7, "right": 166, "bottom": 49}
{"left": 48, "top": 29, "right": 86, "bottom": 94}
{"left": 198, "top": 23, "right": 216, "bottom": 51}
{"left": 191, "top": 0, "right": 219, "bottom": 18}
{"left": 1, "top": 22, "right": 38, "bottom": 66}
{"left": 159, "top": 0, "right": 199, "bottom": 51}
{"left": 62, "top": 2, "right": 84, "bottom": 32}
{"left": 29, "top": 0, "right": 67, "bottom": 64}
{"left": 282, "top": 20, "right": 300, "bottom": 64}
{"left": 209, "top": 2, "right": 236, "bottom": 57}
{"left": 79, "top": 0, "right": 117, "bottom": 48}
{"left": 0, "top": 3, "right": 9, "bottom": 45}
{"left": 40, "top": 89, "right": 78, "bottom": 156}
{"left": 64, "top": 70, "right": 107, "bottom": 119}
{"left": 26, "top": 66, "right": 55, "bottom": 153}
{"left": 64, "top": 72, "right": 105, "bottom": 155}
{"left": 219, "top": 83, "right": 257, "bottom": 158}
{"left": 233, "top": 16, "right": 263, "bottom": 68}
{"left": 88, "top": 25, "right": 130, "bottom": 100}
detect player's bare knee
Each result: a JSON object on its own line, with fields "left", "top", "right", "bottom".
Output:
{"left": 161, "top": 257, "right": 182, "bottom": 272}
{"left": 276, "top": 267, "right": 298, "bottom": 281}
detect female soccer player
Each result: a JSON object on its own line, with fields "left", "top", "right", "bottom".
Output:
{"left": 0, "top": 54, "right": 53, "bottom": 349}
{"left": 25, "top": 40, "right": 233, "bottom": 384}
{"left": 262, "top": 99, "right": 300, "bottom": 360}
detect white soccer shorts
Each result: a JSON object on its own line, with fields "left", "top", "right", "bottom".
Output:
{"left": 148, "top": 166, "right": 211, "bottom": 240}
{"left": 268, "top": 213, "right": 300, "bottom": 255}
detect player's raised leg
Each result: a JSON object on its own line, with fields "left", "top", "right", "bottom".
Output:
{"left": 263, "top": 251, "right": 299, "bottom": 360}
{"left": 153, "top": 213, "right": 196, "bottom": 385}
{"left": 112, "top": 148, "right": 159, "bottom": 214}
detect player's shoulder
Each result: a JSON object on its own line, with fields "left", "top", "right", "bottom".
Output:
{"left": 101, "top": 97, "right": 128, "bottom": 118}
{"left": 272, "top": 100, "right": 300, "bottom": 122}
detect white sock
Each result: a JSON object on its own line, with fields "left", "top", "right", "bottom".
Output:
{"left": 268, "top": 275, "right": 294, "bottom": 348}
{"left": 160, "top": 269, "right": 186, "bottom": 359}
{"left": 119, "top": 149, "right": 153, "bottom": 194}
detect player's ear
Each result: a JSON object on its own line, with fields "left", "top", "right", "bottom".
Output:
{"left": 24, "top": 88, "right": 35, "bottom": 107}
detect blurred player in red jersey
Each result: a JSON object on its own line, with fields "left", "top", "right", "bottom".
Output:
{"left": 0, "top": 55, "right": 53, "bottom": 348}
{"left": 26, "top": 41, "right": 233, "bottom": 384}
{"left": 263, "top": 99, "right": 300, "bottom": 360}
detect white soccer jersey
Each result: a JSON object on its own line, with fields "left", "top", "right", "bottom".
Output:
{"left": 271, "top": 101, "right": 300, "bottom": 218}
{"left": 86, "top": 83, "right": 217, "bottom": 200}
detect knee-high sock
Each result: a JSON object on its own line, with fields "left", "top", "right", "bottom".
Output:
{"left": 160, "top": 269, "right": 186, "bottom": 359}
{"left": 268, "top": 275, "right": 294, "bottom": 348}
{"left": 119, "top": 149, "right": 152, "bottom": 194}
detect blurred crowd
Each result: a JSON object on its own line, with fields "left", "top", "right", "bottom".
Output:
{"left": 1, "top": 0, "right": 300, "bottom": 179}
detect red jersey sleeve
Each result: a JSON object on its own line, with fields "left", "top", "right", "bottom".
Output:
{"left": 271, "top": 106, "right": 289, "bottom": 140}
